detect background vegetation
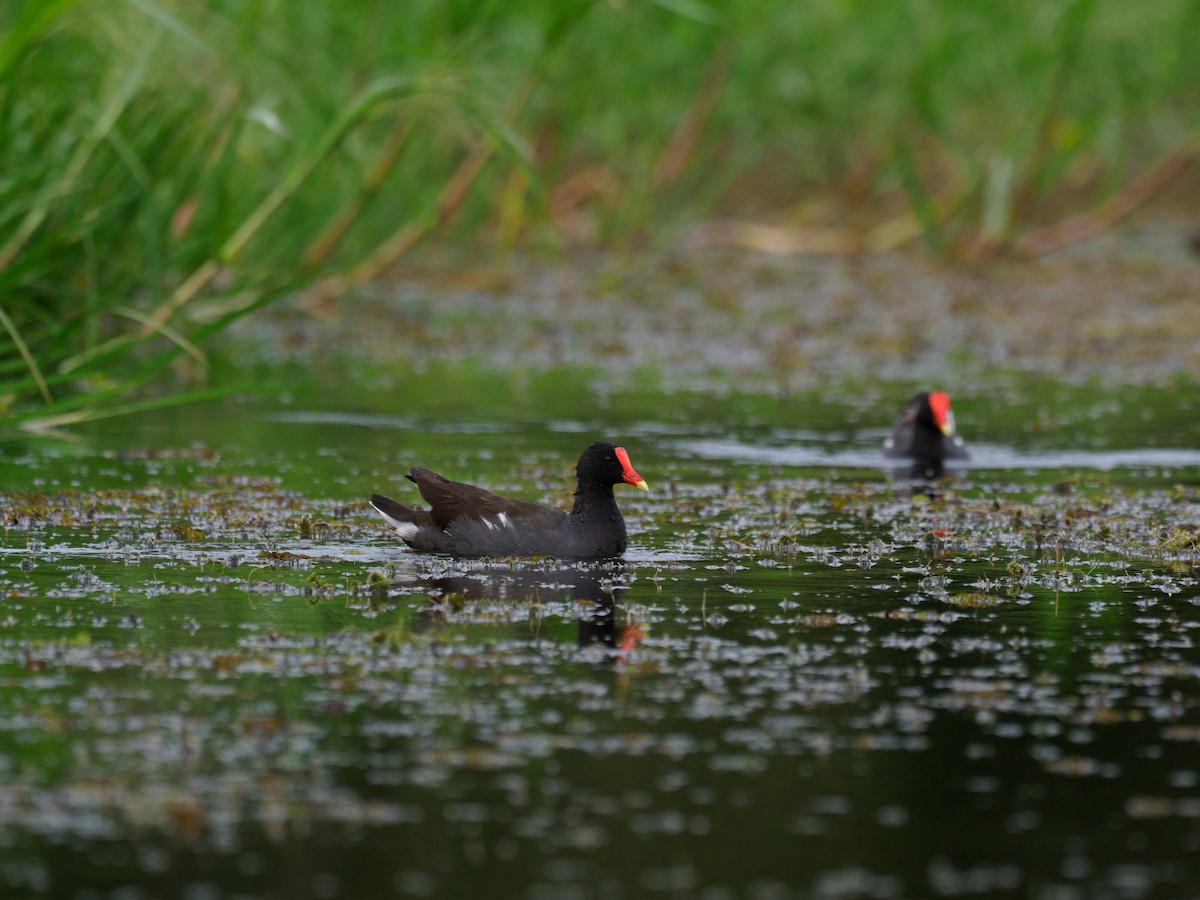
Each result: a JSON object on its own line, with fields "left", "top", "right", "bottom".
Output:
{"left": 1, "top": 0, "right": 1197, "bottom": 435}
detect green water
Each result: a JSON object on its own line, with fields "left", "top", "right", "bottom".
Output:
{"left": 2, "top": 368, "right": 1199, "bottom": 899}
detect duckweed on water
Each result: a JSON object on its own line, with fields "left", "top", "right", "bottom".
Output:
{"left": 2, "top": 397, "right": 1200, "bottom": 897}
{"left": 3, "top": 240, "right": 1200, "bottom": 894}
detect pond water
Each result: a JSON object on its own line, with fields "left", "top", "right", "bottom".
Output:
{"left": 2, "top": 366, "right": 1200, "bottom": 899}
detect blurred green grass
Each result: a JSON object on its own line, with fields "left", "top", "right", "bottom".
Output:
{"left": 1, "top": 0, "right": 1197, "bottom": 434}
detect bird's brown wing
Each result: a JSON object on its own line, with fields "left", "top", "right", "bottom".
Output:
{"left": 407, "top": 467, "right": 554, "bottom": 528}
{"left": 883, "top": 400, "right": 920, "bottom": 456}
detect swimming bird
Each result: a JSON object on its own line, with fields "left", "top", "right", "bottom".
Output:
{"left": 883, "top": 391, "right": 968, "bottom": 468}
{"left": 370, "top": 441, "right": 648, "bottom": 558}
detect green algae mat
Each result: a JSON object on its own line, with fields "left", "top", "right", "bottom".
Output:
{"left": 3, "top": 247, "right": 1200, "bottom": 898}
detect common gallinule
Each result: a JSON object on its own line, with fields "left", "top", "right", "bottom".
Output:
{"left": 883, "top": 391, "right": 968, "bottom": 465}
{"left": 370, "top": 441, "right": 649, "bottom": 558}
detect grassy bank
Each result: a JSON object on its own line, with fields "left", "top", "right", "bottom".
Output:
{"left": 1, "top": 0, "right": 1197, "bottom": 434}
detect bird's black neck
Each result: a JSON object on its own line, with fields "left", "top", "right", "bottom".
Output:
{"left": 571, "top": 482, "right": 620, "bottom": 520}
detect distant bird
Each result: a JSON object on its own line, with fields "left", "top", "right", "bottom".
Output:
{"left": 883, "top": 391, "right": 968, "bottom": 470}
{"left": 370, "top": 441, "right": 648, "bottom": 558}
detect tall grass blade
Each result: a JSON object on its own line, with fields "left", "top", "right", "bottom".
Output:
{"left": 12, "top": 388, "right": 237, "bottom": 440}
{"left": 0, "top": 37, "right": 152, "bottom": 273}
{"left": 148, "top": 73, "right": 419, "bottom": 327}
{"left": 0, "top": 302, "right": 52, "bottom": 402}
{"left": 121, "top": 0, "right": 209, "bottom": 52}
{"left": 0, "top": 0, "right": 84, "bottom": 79}
{"left": 110, "top": 306, "right": 208, "bottom": 367}
{"left": 895, "top": 144, "right": 946, "bottom": 256}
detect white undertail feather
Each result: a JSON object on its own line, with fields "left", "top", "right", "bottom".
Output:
{"left": 371, "top": 504, "right": 419, "bottom": 541}
{"left": 390, "top": 521, "right": 419, "bottom": 541}
{"left": 496, "top": 513, "right": 512, "bottom": 529}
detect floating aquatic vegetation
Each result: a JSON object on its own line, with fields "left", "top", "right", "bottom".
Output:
{"left": 3, "top": 383, "right": 1200, "bottom": 897}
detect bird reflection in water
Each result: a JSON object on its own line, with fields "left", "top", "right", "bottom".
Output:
{"left": 883, "top": 462, "right": 967, "bottom": 504}
{"left": 410, "top": 561, "right": 637, "bottom": 656}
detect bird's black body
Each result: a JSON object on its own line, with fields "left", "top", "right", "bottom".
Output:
{"left": 883, "top": 391, "right": 969, "bottom": 471}
{"left": 370, "top": 441, "right": 647, "bottom": 559}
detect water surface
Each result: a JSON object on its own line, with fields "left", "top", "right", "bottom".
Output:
{"left": 1, "top": 374, "right": 1199, "bottom": 898}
